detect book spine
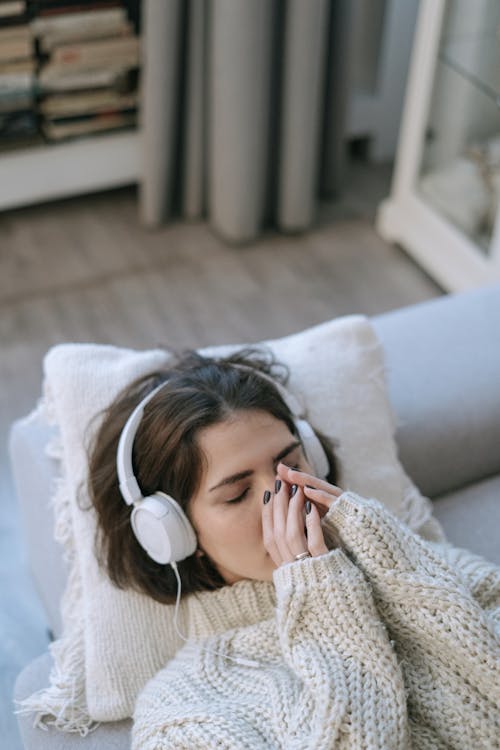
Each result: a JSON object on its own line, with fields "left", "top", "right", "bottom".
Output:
{"left": 0, "top": 26, "right": 31, "bottom": 42}
{"left": 40, "top": 21, "right": 132, "bottom": 53}
{"left": 0, "top": 72, "right": 33, "bottom": 91}
{"left": 0, "top": 2, "right": 26, "bottom": 19}
{"left": 31, "top": 7, "right": 126, "bottom": 35}
{"left": 51, "top": 36, "right": 139, "bottom": 66}
{"left": 0, "top": 39, "right": 32, "bottom": 63}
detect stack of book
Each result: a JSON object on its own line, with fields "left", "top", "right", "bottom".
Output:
{"left": 32, "top": 0, "right": 140, "bottom": 142}
{"left": 0, "top": 0, "right": 39, "bottom": 150}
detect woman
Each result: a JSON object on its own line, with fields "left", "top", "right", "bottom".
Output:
{"left": 88, "top": 347, "right": 500, "bottom": 749}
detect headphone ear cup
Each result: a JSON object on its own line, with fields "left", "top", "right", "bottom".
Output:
{"left": 294, "top": 418, "right": 330, "bottom": 479}
{"left": 131, "top": 493, "right": 197, "bottom": 564}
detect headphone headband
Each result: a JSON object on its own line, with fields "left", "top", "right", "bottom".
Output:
{"left": 117, "top": 383, "right": 166, "bottom": 506}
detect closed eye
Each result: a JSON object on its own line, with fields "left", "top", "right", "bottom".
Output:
{"left": 226, "top": 488, "right": 250, "bottom": 504}
{"left": 225, "top": 459, "right": 302, "bottom": 505}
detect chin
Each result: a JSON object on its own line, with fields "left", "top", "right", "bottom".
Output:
{"left": 259, "top": 561, "right": 278, "bottom": 582}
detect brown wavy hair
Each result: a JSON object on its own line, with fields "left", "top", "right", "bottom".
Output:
{"left": 87, "top": 346, "right": 338, "bottom": 604}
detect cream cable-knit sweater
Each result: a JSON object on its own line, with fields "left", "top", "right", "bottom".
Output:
{"left": 132, "top": 492, "right": 500, "bottom": 749}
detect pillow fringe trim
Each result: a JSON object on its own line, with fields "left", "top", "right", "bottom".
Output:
{"left": 14, "top": 399, "right": 99, "bottom": 735}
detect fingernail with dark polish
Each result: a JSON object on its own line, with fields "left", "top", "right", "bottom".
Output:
{"left": 290, "top": 484, "right": 298, "bottom": 497}
{"left": 263, "top": 490, "right": 271, "bottom": 504}
{"left": 305, "top": 500, "right": 312, "bottom": 514}
{"left": 275, "top": 479, "right": 281, "bottom": 493}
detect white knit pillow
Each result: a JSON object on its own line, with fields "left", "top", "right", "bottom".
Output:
{"left": 23, "top": 314, "right": 444, "bottom": 732}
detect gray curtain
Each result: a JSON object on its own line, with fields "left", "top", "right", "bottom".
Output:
{"left": 140, "top": 0, "right": 353, "bottom": 243}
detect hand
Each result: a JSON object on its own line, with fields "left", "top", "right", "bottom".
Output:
{"left": 262, "top": 477, "right": 328, "bottom": 566}
{"left": 277, "top": 462, "right": 344, "bottom": 518}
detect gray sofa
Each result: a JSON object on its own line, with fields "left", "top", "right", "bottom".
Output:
{"left": 11, "top": 283, "right": 500, "bottom": 749}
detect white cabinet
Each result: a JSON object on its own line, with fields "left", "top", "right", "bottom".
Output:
{"left": 0, "top": 130, "right": 140, "bottom": 210}
{"left": 377, "top": 0, "right": 500, "bottom": 292}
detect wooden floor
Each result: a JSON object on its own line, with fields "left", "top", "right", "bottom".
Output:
{"left": 0, "top": 159, "right": 443, "bottom": 748}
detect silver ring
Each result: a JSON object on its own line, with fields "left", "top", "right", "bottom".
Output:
{"left": 294, "top": 551, "right": 311, "bottom": 561}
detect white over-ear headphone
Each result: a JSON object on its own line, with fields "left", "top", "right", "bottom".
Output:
{"left": 116, "top": 367, "right": 329, "bottom": 565}
{"left": 117, "top": 383, "right": 197, "bottom": 565}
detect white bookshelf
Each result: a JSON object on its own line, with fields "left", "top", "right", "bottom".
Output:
{"left": 0, "top": 129, "right": 140, "bottom": 211}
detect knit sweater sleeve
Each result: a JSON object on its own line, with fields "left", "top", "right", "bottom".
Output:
{"left": 323, "top": 491, "right": 500, "bottom": 749}
{"left": 430, "top": 541, "right": 500, "bottom": 634}
{"left": 272, "top": 548, "right": 410, "bottom": 748}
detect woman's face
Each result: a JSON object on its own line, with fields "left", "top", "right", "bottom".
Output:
{"left": 189, "top": 409, "right": 312, "bottom": 584}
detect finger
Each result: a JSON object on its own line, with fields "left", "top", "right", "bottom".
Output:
{"left": 284, "top": 485, "right": 308, "bottom": 558}
{"left": 273, "top": 479, "right": 294, "bottom": 563}
{"left": 303, "top": 485, "right": 342, "bottom": 516}
{"left": 262, "top": 489, "right": 282, "bottom": 567}
{"left": 277, "top": 462, "right": 343, "bottom": 500}
{"left": 305, "top": 501, "right": 328, "bottom": 557}
{"left": 278, "top": 464, "right": 343, "bottom": 518}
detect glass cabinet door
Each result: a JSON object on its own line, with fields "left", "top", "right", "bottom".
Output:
{"left": 418, "top": 0, "right": 500, "bottom": 255}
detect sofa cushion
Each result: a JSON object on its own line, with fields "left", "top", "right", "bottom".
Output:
{"left": 432, "top": 473, "right": 500, "bottom": 566}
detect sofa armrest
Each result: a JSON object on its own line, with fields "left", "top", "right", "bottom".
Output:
{"left": 8, "top": 408, "right": 67, "bottom": 639}
{"left": 372, "top": 283, "right": 500, "bottom": 498}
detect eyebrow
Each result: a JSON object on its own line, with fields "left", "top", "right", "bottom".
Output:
{"left": 209, "top": 440, "right": 301, "bottom": 492}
